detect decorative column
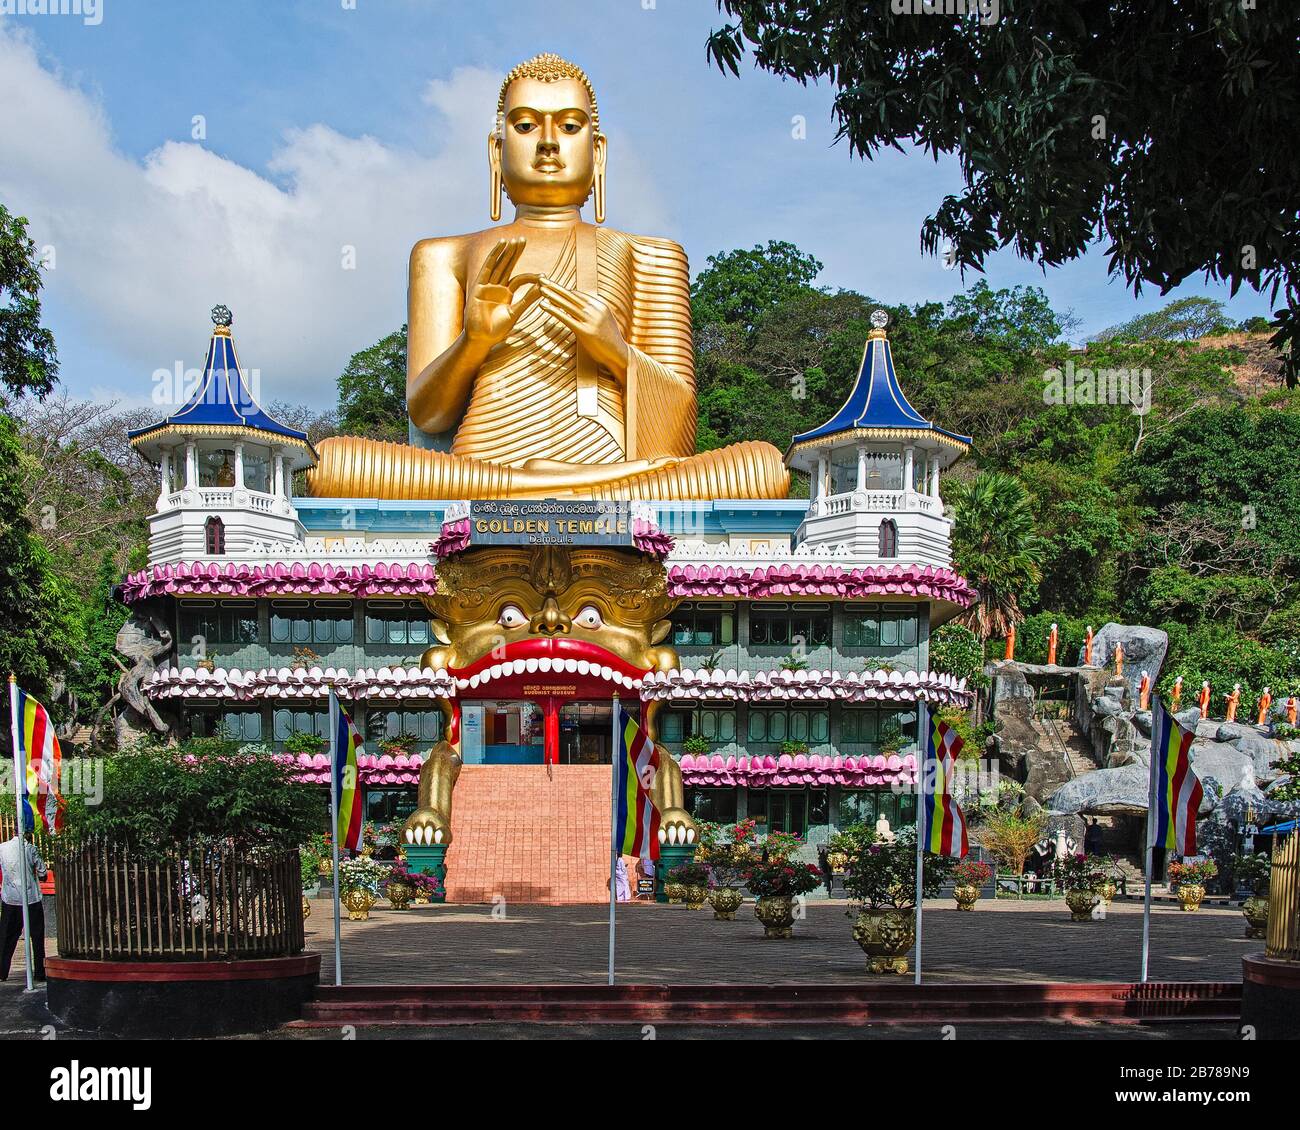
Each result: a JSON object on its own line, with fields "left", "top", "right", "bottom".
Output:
{"left": 233, "top": 442, "right": 245, "bottom": 490}
{"left": 815, "top": 452, "right": 828, "bottom": 513}
{"left": 184, "top": 441, "right": 198, "bottom": 489}
{"left": 273, "top": 452, "right": 285, "bottom": 498}
{"left": 903, "top": 445, "right": 915, "bottom": 494}
{"left": 158, "top": 449, "right": 172, "bottom": 505}
{"left": 856, "top": 444, "right": 868, "bottom": 492}
{"left": 929, "top": 457, "right": 940, "bottom": 498}
{"left": 543, "top": 696, "right": 560, "bottom": 766}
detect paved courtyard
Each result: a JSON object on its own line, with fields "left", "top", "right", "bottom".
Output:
{"left": 305, "top": 895, "right": 1251, "bottom": 986}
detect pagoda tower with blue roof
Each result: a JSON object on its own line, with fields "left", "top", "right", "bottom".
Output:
{"left": 128, "top": 306, "right": 318, "bottom": 561}
{"left": 784, "top": 310, "right": 971, "bottom": 568}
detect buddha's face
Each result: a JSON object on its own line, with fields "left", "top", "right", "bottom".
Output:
{"left": 499, "top": 76, "right": 601, "bottom": 208}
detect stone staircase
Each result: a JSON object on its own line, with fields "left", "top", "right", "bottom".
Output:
{"left": 444, "top": 765, "right": 612, "bottom": 905}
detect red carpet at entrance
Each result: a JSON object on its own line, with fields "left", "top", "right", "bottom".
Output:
{"left": 445, "top": 765, "right": 613, "bottom": 904}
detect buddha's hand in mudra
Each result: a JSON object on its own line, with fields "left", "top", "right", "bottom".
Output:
{"left": 464, "top": 237, "right": 542, "bottom": 349}
{"left": 540, "top": 277, "right": 631, "bottom": 378}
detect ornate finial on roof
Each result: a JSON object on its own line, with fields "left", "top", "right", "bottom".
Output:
{"left": 869, "top": 309, "right": 889, "bottom": 339}
{"left": 211, "top": 304, "right": 233, "bottom": 335}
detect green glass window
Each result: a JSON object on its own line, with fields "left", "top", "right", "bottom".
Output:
{"left": 365, "top": 601, "right": 431, "bottom": 646}
{"left": 748, "top": 603, "right": 831, "bottom": 648}
{"left": 272, "top": 709, "right": 329, "bottom": 743}
{"left": 684, "top": 788, "right": 739, "bottom": 824}
{"left": 843, "top": 603, "right": 919, "bottom": 648}
{"left": 746, "top": 708, "right": 829, "bottom": 745}
{"left": 365, "top": 708, "right": 443, "bottom": 744}
{"left": 270, "top": 601, "right": 354, "bottom": 645}
{"left": 669, "top": 602, "right": 735, "bottom": 648}
{"left": 840, "top": 707, "right": 918, "bottom": 748}
{"left": 178, "top": 602, "right": 259, "bottom": 647}
{"left": 193, "top": 709, "right": 263, "bottom": 742}
{"left": 836, "top": 789, "right": 917, "bottom": 829}
{"left": 660, "top": 708, "right": 736, "bottom": 744}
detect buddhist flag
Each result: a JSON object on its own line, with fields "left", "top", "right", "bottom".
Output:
{"left": 923, "top": 715, "right": 968, "bottom": 858}
{"left": 329, "top": 690, "right": 364, "bottom": 852}
{"left": 1149, "top": 696, "right": 1203, "bottom": 857}
{"left": 13, "top": 687, "right": 63, "bottom": 834}
{"left": 613, "top": 704, "right": 660, "bottom": 860}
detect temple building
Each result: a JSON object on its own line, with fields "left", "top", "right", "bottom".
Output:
{"left": 121, "top": 305, "right": 974, "bottom": 899}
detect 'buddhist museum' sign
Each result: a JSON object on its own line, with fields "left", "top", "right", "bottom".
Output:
{"left": 468, "top": 500, "right": 633, "bottom": 547}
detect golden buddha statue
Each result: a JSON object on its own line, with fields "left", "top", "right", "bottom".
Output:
{"left": 307, "top": 54, "right": 788, "bottom": 501}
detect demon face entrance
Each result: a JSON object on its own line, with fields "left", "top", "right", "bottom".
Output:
{"left": 461, "top": 698, "right": 643, "bottom": 765}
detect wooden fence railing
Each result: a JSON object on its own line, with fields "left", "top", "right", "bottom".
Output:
{"left": 52, "top": 836, "right": 304, "bottom": 961}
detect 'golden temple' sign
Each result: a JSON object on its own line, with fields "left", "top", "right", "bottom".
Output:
{"left": 469, "top": 500, "right": 632, "bottom": 546}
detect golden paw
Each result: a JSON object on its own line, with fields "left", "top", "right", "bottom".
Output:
{"left": 403, "top": 807, "right": 452, "bottom": 846}
{"left": 659, "top": 807, "right": 697, "bottom": 847}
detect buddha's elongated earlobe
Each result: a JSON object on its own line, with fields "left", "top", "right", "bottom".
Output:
{"left": 593, "top": 132, "right": 607, "bottom": 224}
{"left": 488, "top": 132, "right": 504, "bottom": 222}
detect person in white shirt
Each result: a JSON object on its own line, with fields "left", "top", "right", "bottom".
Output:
{"left": 0, "top": 833, "right": 47, "bottom": 982}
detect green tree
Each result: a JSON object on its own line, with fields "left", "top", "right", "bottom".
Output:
{"left": 949, "top": 471, "right": 1045, "bottom": 641}
{"left": 691, "top": 240, "right": 823, "bottom": 332}
{"left": 1096, "top": 297, "right": 1233, "bottom": 343}
{"left": 706, "top": 4, "right": 1300, "bottom": 384}
{"left": 0, "top": 202, "right": 58, "bottom": 398}
{"left": 0, "top": 415, "right": 84, "bottom": 697}
{"left": 337, "top": 326, "right": 408, "bottom": 441}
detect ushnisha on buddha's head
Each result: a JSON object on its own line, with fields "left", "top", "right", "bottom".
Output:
{"left": 489, "top": 53, "right": 607, "bottom": 221}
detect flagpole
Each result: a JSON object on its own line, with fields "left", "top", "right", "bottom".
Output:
{"left": 8, "top": 677, "right": 35, "bottom": 993}
{"left": 914, "top": 697, "right": 929, "bottom": 987}
{"left": 1140, "top": 694, "right": 1161, "bottom": 983}
{"left": 328, "top": 688, "right": 343, "bottom": 988}
{"left": 608, "top": 691, "right": 620, "bottom": 987}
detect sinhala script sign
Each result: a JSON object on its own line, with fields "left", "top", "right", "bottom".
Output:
{"left": 469, "top": 500, "right": 633, "bottom": 547}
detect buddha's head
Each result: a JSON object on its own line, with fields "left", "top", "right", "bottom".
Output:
{"left": 490, "top": 53, "right": 606, "bottom": 221}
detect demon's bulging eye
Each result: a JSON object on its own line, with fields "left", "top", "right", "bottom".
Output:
{"left": 574, "top": 605, "right": 603, "bottom": 629}
{"left": 498, "top": 604, "right": 528, "bottom": 629}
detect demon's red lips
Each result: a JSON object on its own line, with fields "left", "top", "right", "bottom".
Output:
{"left": 450, "top": 636, "right": 649, "bottom": 693}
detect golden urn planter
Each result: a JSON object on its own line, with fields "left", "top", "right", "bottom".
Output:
{"left": 317, "top": 857, "right": 333, "bottom": 878}
{"left": 827, "top": 850, "right": 849, "bottom": 874}
{"left": 953, "top": 884, "right": 980, "bottom": 911}
{"left": 1242, "top": 894, "right": 1269, "bottom": 938}
{"left": 386, "top": 880, "right": 413, "bottom": 911}
{"left": 708, "top": 887, "right": 744, "bottom": 920}
{"left": 683, "top": 883, "right": 709, "bottom": 910}
{"left": 754, "top": 895, "right": 796, "bottom": 939}
{"left": 1065, "top": 889, "right": 1096, "bottom": 921}
{"left": 1177, "top": 883, "right": 1205, "bottom": 912}
{"left": 343, "top": 888, "right": 376, "bottom": 921}
{"left": 302, "top": 894, "right": 311, "bottom": 919}
{"left": 663, "top": 880, "right": 686, "bottom": 905}
{"left": 853, "top": 909, "right": 915, "bottom": 974}
{"left": 1095, "top": 879, "right": 1117, "bottom": 906}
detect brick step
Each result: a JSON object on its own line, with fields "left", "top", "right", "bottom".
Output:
{"left": 444, "top": 765, "right": 612, "bottom": 904}
{"left": 295, "top": 981, "right": 1241, "bottom": 1026}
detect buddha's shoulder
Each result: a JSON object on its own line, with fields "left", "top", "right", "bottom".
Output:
{"left": 600, "top": 227, "right": 689, "bottom": 271}
{"left": 409, "top": 232, "right": 475, "bottom": 268}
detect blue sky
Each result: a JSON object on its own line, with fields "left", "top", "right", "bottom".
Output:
{"left": 0, "top": 0, "right": 1274, "bottom": 413}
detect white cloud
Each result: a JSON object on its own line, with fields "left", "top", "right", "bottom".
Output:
{"left": 0, "top": 30, "right": 671, "bottom": 412}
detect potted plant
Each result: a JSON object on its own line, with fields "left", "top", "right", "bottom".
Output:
{"left": 951, "top": 858, "right": 992, "bottom": 911}
{"left": 762, "top": 829, "right": 804, "bottom": 860}
{"left": 743, "top": 858, "right": 823, "bottom": 938}
{"left": 668, "top": 862, "right": 712, "bottom": 909}
{"left": 877, "top": 719, "right": 905, "bottom": 757}
{"left": 827, "top": 823, "right": 874, "bottom": 873}
{"left": 1092, "top": 854, "right": 1120, "bottom": 906}
{"left": 309, "top": 832, "right": 334, "bottom": 877}
{"left": 844, "top": 827, "right": 954, "bottom": 973}
{"left": 383, "top": 859, "right": 419, "bottom": 910}
{"left": 681, "top": 734, "right": 711, "bottom": 757}
{"left": 299, "top": 848, "right": 320, "bottom": 918}
{"left": 1054, "top": 853, "right": 1106, "bottom": 920}
{"left": 779, "top": 739, "right": 810, "bottom": 758}
{"left": 1236, "top": 852, "right": 1272, "bottom": 938}
{"left": 338, "top": 856, "right": 385, "bottom": 920}
{"left": 1168, "top": 857, "right": 1218, "bottom": 912}
{"left": 703, "top": 843, "right": 749, "bottom": 920}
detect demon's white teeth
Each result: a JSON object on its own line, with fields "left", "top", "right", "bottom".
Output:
{"left": 525, "top": 657, "right": 539, "bottom": 674}
{"left": 538, "top": 657, "right": 553, "bottom": 673}
{"left": 576, "top": 660, "right": 590, "bottom": 675}
{"left": 489, "top": 663, "right": 503, "bottom": 681}
{"left": 469, "top": 673, "right": 483, "bottom": 689}
{"left": 456, "top": 678, "right": 469, "bottom": 690}
{"left": 599, "top": 665, "right": 612, "bottom": 681}
{"left": 563, "top": 658, "right": 578, "bottom": 674}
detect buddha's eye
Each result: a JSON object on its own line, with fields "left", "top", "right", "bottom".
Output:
{"left": 561, "top": 121, "right": 581, "bottom": 134}
{"left": 574, "top": 605, "right": 603, "bottom": 630}
{"left": 498, "top": 604, "right": 528, "bottom": 629}
{"left": 514, "top": 121, "right": 536, "bottom": 134}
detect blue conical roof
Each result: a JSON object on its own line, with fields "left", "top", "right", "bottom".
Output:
{"left": 129, "top": 307, "right": 315, "bottom": 463}
{"left": 786, "top": 319, "right": 971, "bottom": 462}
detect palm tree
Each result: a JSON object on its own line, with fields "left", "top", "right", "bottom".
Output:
{"left": 948, "top": 471, "right": 1045, "bottom": 641}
